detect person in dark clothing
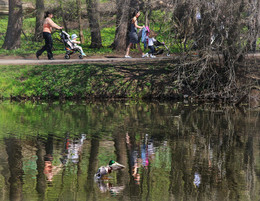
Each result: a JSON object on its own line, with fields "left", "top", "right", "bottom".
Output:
{"left": 125, "top": 10, "right": 147, "bottom": 58}
{"left": 36, "top": 11, "right": 63, "bottom": 60}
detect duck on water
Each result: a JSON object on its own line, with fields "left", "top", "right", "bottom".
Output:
{"left": 94, "top": 160, "right": 125, "bottom": 179}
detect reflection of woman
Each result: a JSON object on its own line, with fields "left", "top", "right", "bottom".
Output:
{"left": 126, "top": 132, "right": 141, "bottom": 184}
{"left": 125, "top": 11, "right": 147, "bottom": 58}
{"left": 43, "top": 134, "right": 62, "bottom": 182}
{"left": 36, "top": 11, "right": 63, "bottom": 60}
{"left": 44, "top": 155, "right": 54, "bottom": 182}
{"left": 132, "top": 159, "right": 141, "bottom": 185}
{"left": 44, "top": 156, "right": 62, "bottom": 182}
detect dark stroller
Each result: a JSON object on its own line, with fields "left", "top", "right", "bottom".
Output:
{"left": 153, "top": 40, "right": 170, "bottom": 56}
{"left": 59, "top": 31, "right": 83, "bottom": 59}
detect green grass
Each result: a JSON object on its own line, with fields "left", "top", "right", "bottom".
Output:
{"left": 0, "top": 63, "right": 181, "bottom": 100}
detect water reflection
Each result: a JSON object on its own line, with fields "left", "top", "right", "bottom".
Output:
{"left": 0, "top": 101, "right": 259, "bottom": 201}
{"left": 126, "top": 133, "right": 155, "bottom": 185}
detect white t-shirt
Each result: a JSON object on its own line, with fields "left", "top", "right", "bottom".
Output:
{"left": 147, "top": 37, "right": 156, "bottom": 46}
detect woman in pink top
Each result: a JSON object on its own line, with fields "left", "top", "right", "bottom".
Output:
{"left": 36, "top": 11, "right": 63, "bottom": 60}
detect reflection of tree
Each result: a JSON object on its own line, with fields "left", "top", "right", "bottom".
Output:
{"left": 0, "top": 147, "right": 10, "bottom": 201}
{"left": 169, "top": 139, "right": 190, "bottom": 200}
{"left": 125, "top": 132, "right": 141, "bottom": 197}
{"left": 5, "top": 138, "right": 23, "bottom": 201}
{"left": 86, "top": 137, "right": 99, "bottom": 200}
{"left": 0, "top": 102, "right": 259, "bottom": 200}
{"left": 167, "top": 106, "right": 260, "bottom": 200}
{"left": 113, "top": 130, "right": 129, "bottom": 198}
{"left": 244, "top": 136, "right": 255, "bottom": 200}
{"left": 114, "top": 130, "right": 129, "bottom": 183}
{"left": 35, "top": 138, "right": 46, "bottom": 199}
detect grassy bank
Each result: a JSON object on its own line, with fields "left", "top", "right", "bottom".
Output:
{"left": 0, "top": 62, "right": 182, "bottom": 100}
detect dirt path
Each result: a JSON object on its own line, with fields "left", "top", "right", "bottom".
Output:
{"left": 0, "top": 53, "right": 260, "bottom": 66}
{"left": 0, "top": 54, "right": 174, "bottom": 65}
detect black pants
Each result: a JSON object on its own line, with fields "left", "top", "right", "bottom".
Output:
{"left": 36, "top": 32, "right": 53, "bottom": 59}
{"left": 148, "top": 45, "right": 155, "bottom": 55}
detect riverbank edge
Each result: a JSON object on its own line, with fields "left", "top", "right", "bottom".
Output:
{"left": 0, "top": 61, "right": 186, "bottom": 101}
{"left": 0, "top": 60, "right": 258, "bottom": 105}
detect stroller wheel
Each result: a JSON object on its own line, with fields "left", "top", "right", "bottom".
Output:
{"left": 65, "top": 55, "right": 70, "bottom": 59}
{"left": 167, "top": 53, "right": 170, "bottom": 57}
{"left": 79, "top": 55, "right": 83, "bottom": 59}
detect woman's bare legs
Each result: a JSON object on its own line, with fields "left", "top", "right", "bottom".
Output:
{"left": 125, "top": 43, "right": 132, "bottom": 56}
{"left": 126, "top": 43, "right": 145, "bottom": 57}
{"left": 137, "top": 43, "right": 144, "bottom": 56}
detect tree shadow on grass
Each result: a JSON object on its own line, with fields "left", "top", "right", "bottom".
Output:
{"left": 20, "top": 60, "right": 181, "bottom": 100}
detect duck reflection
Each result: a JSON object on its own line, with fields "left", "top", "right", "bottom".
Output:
{"left": 96, "top": 180, "right": 125, "bottom": 196}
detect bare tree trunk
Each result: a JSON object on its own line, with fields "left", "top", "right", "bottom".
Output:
{"left": 2, "top": 0, "right": 23, "bottom": 50}
{"left": 77, "top": 0, "right": 85, "bottom": 43}
{"left": 59, "top": 0, "right": 68, "bottom": 32}
{"left": 87, "top": 0, "right": 102, "bottom": 48}
{"left": 144, "top": 0, "right": 152, "bottom": 26}
{"left": 34, "top": 0, "right": 44, "bottom": 41}
{"left": 112, "top": 0, "right": 131, "bottom": 50}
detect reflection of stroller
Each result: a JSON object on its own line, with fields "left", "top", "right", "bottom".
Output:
{"left": 59, "top": 31, "right": 83, "bottom": 59}
{"left": 153, "top": 40, "right": 170, "bottom": 56}
{"left": 60, "top": 134, "right": 86, "bottom": 165}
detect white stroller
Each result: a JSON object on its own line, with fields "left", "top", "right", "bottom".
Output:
{"left": 59, "top": 31, "right": 83, "bottom": 59}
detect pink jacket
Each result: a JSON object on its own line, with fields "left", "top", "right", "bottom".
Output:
{"left": 43, "top": 17, "right": 62, "bottom": 33}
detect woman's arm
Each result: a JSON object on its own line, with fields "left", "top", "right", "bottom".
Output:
{"left": 48, "top": 18, "right": 63, "bottom": 29}
{"left": 133, "top": 17, "right": 144, "bottom": 29}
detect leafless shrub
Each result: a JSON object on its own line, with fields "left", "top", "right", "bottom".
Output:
{"left": 167, "top": 0, "right": 259, "bottom": 102}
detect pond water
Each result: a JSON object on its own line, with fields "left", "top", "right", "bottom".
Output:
{"left": 0, "top": 101, "right": 259, "bottom": 201}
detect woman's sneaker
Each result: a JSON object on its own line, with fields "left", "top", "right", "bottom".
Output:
{"left": 150, "top": 54, "right": 156, "bottom": 58}
{"left": 142, "top": 53, "right": 149, "bottom": 58}
{"left": 125, "top": 55, "right": 132, "bottom": 58}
